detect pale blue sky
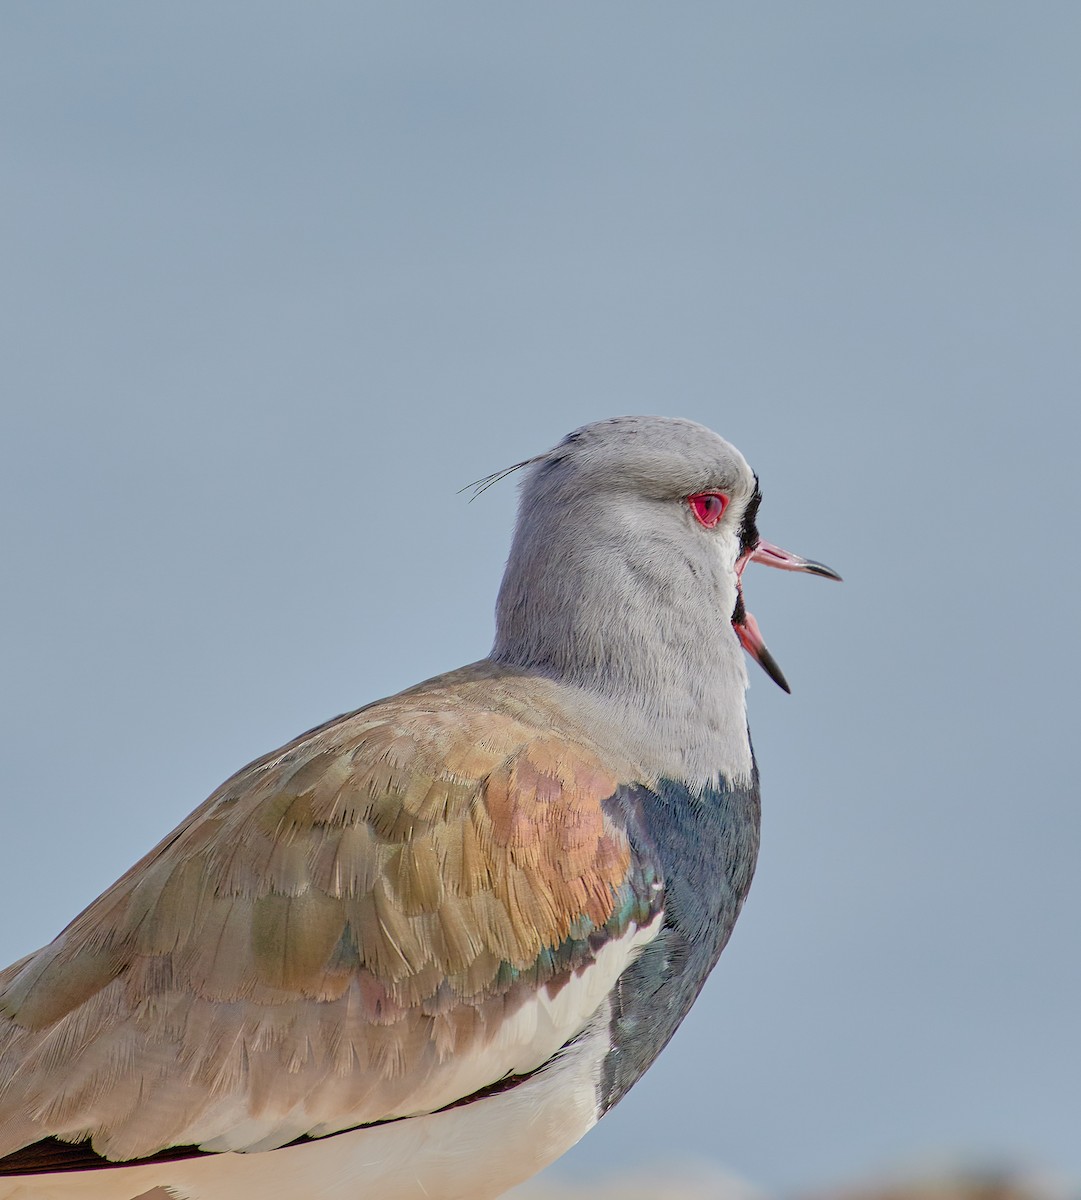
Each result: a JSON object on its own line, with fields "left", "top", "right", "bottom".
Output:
{"left": 2, "top": 3, "right": 1079, "bottom": 1191}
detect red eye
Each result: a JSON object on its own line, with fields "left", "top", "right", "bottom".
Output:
{"left": 688, "top": 492, "right": 728, "bottom": 528}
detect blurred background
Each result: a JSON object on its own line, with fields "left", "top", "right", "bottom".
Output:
{"left": 2, "top": 4, "right": 1078, "bottom": 1196}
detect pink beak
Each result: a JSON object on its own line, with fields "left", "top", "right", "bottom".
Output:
{"left": 732, "top": 540, "right": 842, "bottom": 693}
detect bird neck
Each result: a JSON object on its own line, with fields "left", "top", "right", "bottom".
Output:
{"left": 490, "top": 514, "right": 754, "bottom": 790}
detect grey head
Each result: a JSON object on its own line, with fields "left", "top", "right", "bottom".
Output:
{"left": 487, "top": 416, "right": 839, "bottom": 788}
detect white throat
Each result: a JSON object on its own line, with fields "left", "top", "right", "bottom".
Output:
{"left": 565, "top": 639, "right": 754, "bottom": 791}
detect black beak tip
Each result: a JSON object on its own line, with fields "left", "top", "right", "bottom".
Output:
{"left": 805, "top": 559, "right": 843, "bottom": 583}
{"left": 757, "top": 646, "right": 792, "bottom": 694}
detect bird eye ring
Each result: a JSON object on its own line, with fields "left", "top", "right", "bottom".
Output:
{"left": 687, "top": 492, "right": 728, "bottom": 528}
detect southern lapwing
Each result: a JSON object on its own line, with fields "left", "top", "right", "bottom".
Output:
{"left": 0, "top": 416, "right": 839, "bottom": 1200}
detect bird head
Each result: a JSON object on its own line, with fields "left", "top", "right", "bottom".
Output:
{"left": 486, "top": 415, "right": 840, "bottom": 695}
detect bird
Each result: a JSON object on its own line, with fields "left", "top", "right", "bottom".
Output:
{"left": 0, "top": 415, "right": 840, "bottom": 1200}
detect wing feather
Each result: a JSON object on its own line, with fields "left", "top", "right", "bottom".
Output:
{"left": 0, "top": 672, "right": 661, "bottom": 1167}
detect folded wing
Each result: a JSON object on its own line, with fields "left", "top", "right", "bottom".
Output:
{"left": 0, "top": 681, "right": 662, "bottom": 1166}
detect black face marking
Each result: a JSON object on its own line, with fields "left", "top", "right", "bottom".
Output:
{"left": 731, "top": 586, "right": 746, "bottom": 626}
{"left": 738, "top": 475, "right": 762, "bottom": 557}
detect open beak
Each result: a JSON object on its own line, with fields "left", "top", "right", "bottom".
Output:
{"left": 750, "top": 539, "right": 843, "bottom": 581}
{"left": 732, "top": 540, "right": 842, "bottom": 693}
